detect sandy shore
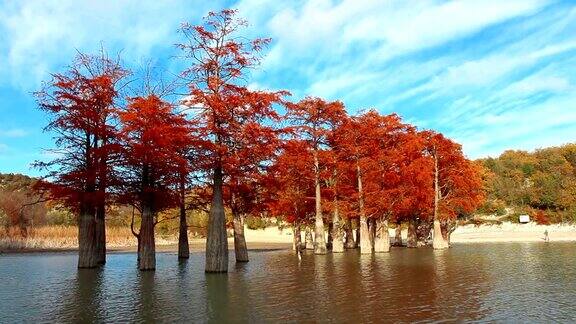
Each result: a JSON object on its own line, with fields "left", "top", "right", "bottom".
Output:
{"left": 243, "top": 223, "right": 576, "bottom": 244}
{"left": 450, "top": 223, "right": 576, "bottom": 243}
{"left": 2, "top": 222, "right": 575, "bottom": 254}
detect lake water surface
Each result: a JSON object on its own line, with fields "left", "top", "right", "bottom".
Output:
{"left": 1, "top": 243, "right": 575, "bottom": 323}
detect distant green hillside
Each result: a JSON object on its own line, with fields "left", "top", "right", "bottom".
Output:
{"left": 478, "top": 143, "right": 576, "bottom": 223}
{"left": 0, "top": 173, "right": 37, "bottom": 192}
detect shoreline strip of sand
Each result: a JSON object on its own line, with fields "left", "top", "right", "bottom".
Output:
{"left": 1, "top": 222, "right": 574, "bottom": 254}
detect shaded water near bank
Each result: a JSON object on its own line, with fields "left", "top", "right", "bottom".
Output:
{"left": 1, "top": 243, "right": 575, "bottom": 322}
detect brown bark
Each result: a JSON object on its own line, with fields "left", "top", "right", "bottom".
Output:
{"left": 355, "top": 219, "right": 361, "bottom": 248}
{"left": 178, "top": 201, "right": 189, "bottom": 259}
{"left": 359, "top": 215, "right": 371, "bottom": 254}
{"left": 357, "top": 165, "right": 371, "bottom": 254}
{"left": 433, "top": 219, "right": 449, "bottom": 249}
{"left": 442, "top": 219, "right": 456, "bottom": 246}
{"left": 313, "top": 152, "right": 327, "bottom": 254}
{"left": 433, "top": 155, "right": 449, "bottom": 250}
{"left": 233, "top": 212, "right": 249, "bottom": 262}
{"left": 138, "top": 204, "right": 156, "bottom": 271}
{"left": 77, "top": 203, "right": 98, "bottom": 268}
{"left": 369, "top": 218, "right": 376, "bottom": 249}
{"left": 374, "top": 218, "right": 390, "bottom": 252}
{"left": 407, "top": 218, "right": 418, "bottom": 248}
{"left": 305, "top": 227, "right": 314, "bottom": 250}
{"left": 95, "top": 203, "right": 106, "bottom": 265}
{"left": 416, "top": 219, "right": 432, "bottom": 246}
{"left": 327, "top": 222, "right": 333, "bottom": 249}
{"left": 292, "top": 223, "right": 302, "bottom": 251}
{"left": 331, "top": 201, "right": 344, "bottom": 253}
{"left": 394, "top": 222, "right": 403, "bottom": 246}
{"left": 205, "top": 166, "right": 229, "bottom": 272}
{"left": 344, "top": 218, "right": 355, "bottom": 249}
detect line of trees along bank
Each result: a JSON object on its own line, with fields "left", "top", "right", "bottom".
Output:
{"left": 33, "top": 10, "right": 483, "bottom": 272}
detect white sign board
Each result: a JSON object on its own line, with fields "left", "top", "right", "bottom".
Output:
{"left": 519, "top": 215, "right": 530, "bottom": 223}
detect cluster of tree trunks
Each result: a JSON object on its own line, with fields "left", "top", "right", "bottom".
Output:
{"left": 292, "top": 217, "right": 454, "bottom": 254}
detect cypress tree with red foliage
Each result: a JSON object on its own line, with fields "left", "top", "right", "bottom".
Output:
{"left": 34, "top": 51, "right": 128, "bottom": 268}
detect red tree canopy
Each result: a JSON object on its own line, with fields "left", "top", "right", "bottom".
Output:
{"left": 34, "top": 51, "right": 128, "bottom": 211}
{"left": 117, "top": 95, "right": 193, "bottom": 213}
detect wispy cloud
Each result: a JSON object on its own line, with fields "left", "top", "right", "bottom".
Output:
{"left": 0, "top": 0, "right": 576, "bottom": 174}
{"left": 0, "top": 128, "right": 28, "bottom": 138}
{"left": 0, "top": 0, "right": 221, "bottom": 90}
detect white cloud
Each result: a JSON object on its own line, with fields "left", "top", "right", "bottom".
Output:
{"left": 0, "top": 1, "right": 219, "bottom": 90}
{"left": 236, "top": 0, "right": 553, "bottom": 107}
{"left": 0, "top": 128, "right": 28, "bottom": 138}
{"left": 506, "top": 75, "right": 571, "bottom": 94}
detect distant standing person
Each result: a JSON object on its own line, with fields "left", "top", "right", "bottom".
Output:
{"left": 544, "top": 229, "right": 549, "bottom": 243}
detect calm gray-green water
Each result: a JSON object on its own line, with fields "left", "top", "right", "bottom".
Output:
{"left": 1, "top": 243, "right": 575, "bottom": 323}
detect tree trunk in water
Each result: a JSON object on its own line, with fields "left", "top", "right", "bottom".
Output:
{"left": 394, "top": 222, "right": 403, "bottom": 246}
{"left": 407, "top": 218, "right": 418, "bottom": 248}
{"left": 331, "top": 202, "right": 344, "bottom": 253}
{"left": 305, "top": 227, "right": 314, "bottom": 250}
{"left": 95, "top": 203, "right": 106, "bottom": 265}
{"left": 416, "top": 219, "right": 432, "bottom": 246}
{"left": 178, "top": 201, "right": 189, "bottom": 259}
{"left": 374, "top": 218, "right": 390, "bottom": 252}
{"left": 355, "top": 220, "right": 361, "bottom": 248}
{"left": 205, "top": 166, "right": 228, "bottom": 272}
{"left": 233, "top": 213, "right": 249, "bottom": 262}
{"left": 344, "top": 218, "right": 355, "bottom": 249}
{"left": 313, "top": 152, "right": 327, "bottom": 254}
{"left": 78, "top": 204, "right": 98, "bottom": 268}
{"left": 442, "top": 219, "right": 456, "bottom": 246}
{"left": 293, "top": 223, "right": 302, "bottom": 251}
{"left": 138, "top": 204, "right": 156, "bottom": 271}
{"left": 357, "top": 165, "right": 371, "bottom": 254}
{"left": 326, "top": 222, "right": 333, "bottom": 249}
{"left": 433, "top": 219, "right": 449, "bottom": 249}
{"left": 432, "top": 155, "right": 449, "bottom": 250}
{"left": 369, "top": 218, "right": 376, "bottom": 249}
{"left": 359, "top": 215, "right": 371, "bottom": 254}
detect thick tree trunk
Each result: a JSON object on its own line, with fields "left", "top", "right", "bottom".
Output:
{"left": 305, "top": 227, "right": 314, "bottom": 250}
{"left": 416, "top": 219, "right": 432, "bottom": 246}
{"left": 359, "top": 215, "right": 371, "bottom": 254}
{"left": 78, "top": 204, "right": 98, "bottom": 268}
{"left": 355, "top": 219, "right": 361, "bottom": 248}
{"left": 95, "top": 203, "right": 106, "bottom": 265}
{"left": 394, "top": 222, "right": 403, "bottom": 246}
{"left": 233, "top": 213, "right": 249, "bottom": 262}
{"left": 369, "top": 218, "right": 376, "bottom": 249}
{"left": 374, "top": 218, "right": 390, "bottom": 252}
{"left": 178, "top": 201, "right": 189, "bottom": 259}
{"left": 331, "top": 201, "right": 344, "bottom": 253}
{"left": 433, "top": 219, "right": 449, "bottom": 249}
{"left": 407, "top": 218, "right": 418, "bottom": 248}
{"left": 327, "top": 222, "right": 333, "bottom": 250}
{"left": 206, "top": 166, "right": 229, "bottom": 272}
{"left": 138, "top": 204, "right": 156, "bottom": 271}
{"left": 433, "top": 156, "right": 449, "bottom": 250}
{"left": 313, "top": 152, "right": 327, "bottom": 254}
{"left": 292, "top": 223, "right": 302, "bottom": 251}
{"left": 357, "top": 165, "right": 371, "bottom": 254}
{"left": 344, "top": 218, "right": 355, "bottom": 249}
{"left": 442, "top": 219, "right": 456, "bottom": 246}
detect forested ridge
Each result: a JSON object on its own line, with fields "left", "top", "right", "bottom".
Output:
{"left": 479, "top": 143, "right": 576, "bottom": 223}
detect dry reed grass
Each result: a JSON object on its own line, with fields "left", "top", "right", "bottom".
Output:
{"left": 0, "top": 225, "right": 181, "bottom": 251}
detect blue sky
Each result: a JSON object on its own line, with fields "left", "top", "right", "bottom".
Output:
{"left": 1, "top": 0, "right": 575, "bottom": 176}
